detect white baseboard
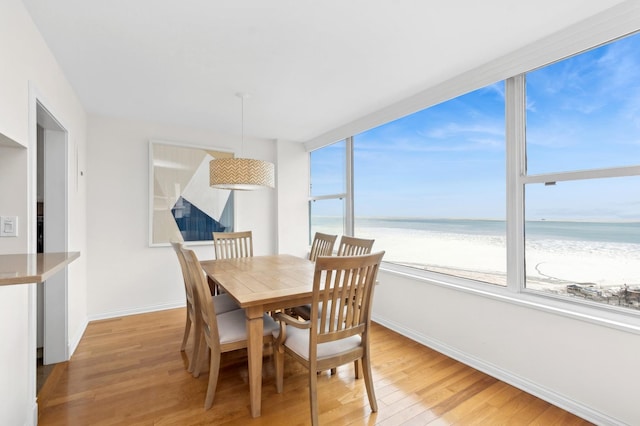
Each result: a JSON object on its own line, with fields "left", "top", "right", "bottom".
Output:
{"left": 64, "top": 302, "right": 183, "bottom": 361}
{"left": 371, "top": 314, "right": 623, "bottom": 426}
{"left": 30, "top": 400, "right": 37, "bottom": 426}
{"left": 68, "top": 316, "right": 89, "bottom": 358}
{"left": 87, "top": 301, "right": 185, "bottom": 322}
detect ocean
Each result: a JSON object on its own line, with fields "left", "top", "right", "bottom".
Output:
{"left": 313, "top": 216, "right": 640, "bottom": 244}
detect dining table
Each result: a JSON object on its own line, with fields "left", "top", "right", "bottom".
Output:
{"left": 200, "top": 254, "right": 316, "bottom": 418}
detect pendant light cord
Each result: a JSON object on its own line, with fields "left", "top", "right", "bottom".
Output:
{"left": 237, "top": 92, "right": 248, "bottom": 157}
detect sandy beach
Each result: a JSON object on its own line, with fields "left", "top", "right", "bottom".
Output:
{"left": 342, "top": 223, "right": 640, "bottom": 309}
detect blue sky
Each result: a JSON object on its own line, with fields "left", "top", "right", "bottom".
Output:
{"left": 526, "top": 32, "right": 640, "bottom": 175}
{"left": 312, "top": 32, "right": 640, "bottom": 220}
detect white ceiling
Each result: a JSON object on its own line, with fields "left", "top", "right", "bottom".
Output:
{"left": 23, "top": 0, "right": 625, "bottom": 143}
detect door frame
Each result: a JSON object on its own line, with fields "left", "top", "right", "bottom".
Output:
{"left": 26, "top": 84, "right": 70, "bottom": 412}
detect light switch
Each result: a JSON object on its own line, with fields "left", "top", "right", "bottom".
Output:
{"left": 0, "top": 216, "right": 18, "bottom": 237}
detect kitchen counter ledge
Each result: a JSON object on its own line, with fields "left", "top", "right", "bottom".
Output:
{"left": 0, "top": 252, "right": 80, "bottom": 286}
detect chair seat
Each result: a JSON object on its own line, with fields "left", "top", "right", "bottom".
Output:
{"left": 291, "top": 303, "right": 312, "bottom": 320}
{"left": 219, "top": 309, "right": 279, "bottom": 345}
{"left": 273, "top": 323, "right": 361, "bottom": 361}
{"left": 292, "top": 300, "right": 340, "bottom": 321}
{"left": 212, "top": 293, "right": 239, "bottom": 314}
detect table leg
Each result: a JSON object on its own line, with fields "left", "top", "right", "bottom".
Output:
{"left": 246, "top": 305, "right": 264, "bottom": 417}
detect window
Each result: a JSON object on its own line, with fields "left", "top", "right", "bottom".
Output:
{"left": 526, "top": 33, "right": 640, "bottom": 174}
{"left": 309, "top": 31, "right": 640, "bottom": 314}
{"left": 309, "top": 198, "right": 345, "bottom": 238}
{"left": 523, "top": 33, "right": 640, "bottom": 310}
{"left": 309, "top": 140, "right": 348, "bottom": 242}
{"left": 352, "top": 83, "right": 507, "bottom": 286}
{"left": 310, "top": 139, "right": 346, "bottom": 197}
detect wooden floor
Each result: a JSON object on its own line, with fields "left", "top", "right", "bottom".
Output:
{"left": 37, "top": 308, "right": 592, "bottom": 425}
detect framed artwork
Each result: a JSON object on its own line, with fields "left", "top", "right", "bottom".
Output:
{"left": 149, "top": 140, "right": 235, "bottom": 246}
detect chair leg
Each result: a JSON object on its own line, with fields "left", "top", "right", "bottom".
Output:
{"left": 204, "top": 348, "right": 221, "bottom": 410}
{"left": 354, "top": 359, "right": 362, "bottom": 379}
{"left": 181, "top": 314, "right": 191, "bottom": 351}
{"left": 275, "top": 345, "right": 284, "bottom": 393}
{"left": 361, "top": 354, "right": 378, "bottom": 412}
{"left": 186, "top": 329, "right": 197, "bottom": 373}
{"left": 207, "top": 276, "right": 218, "bottom": 296}
{"left": 192, "top": 332, "right": 207, "bottom": 378}
{"left": 309, "top": 368, "right": 319, "bottom": 426}
{"left": 187, "top": 317, "right": 201, "bottom": 373}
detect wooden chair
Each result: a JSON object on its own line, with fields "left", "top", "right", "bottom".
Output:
{"left": 337, "top": 235, "right": 375, "bottom": 256}
{"left": 274, "top": 251, "right": 385, "bottom": 426}
{"left": 290, "top": 233, "right": 337, "bottom": 319}
{"left": 210, "top": 231, "right": 254, "bottom": 295}
{"left": 308, "top": 232, "right": 337, "bottom": 261}
{"left": 170, "top": 242, "right": 239, "bottom": 374}
{"left": 293, "top": 235, "right": 374, "bottom": 322}
{"left": 212, "top": 230, "right": 253, "bottom": 259}
{"left": 180, "top": 246, "right": 279, "bottom": 410}
{"left": 333, "top": 236, "right": 376, "bottom": 374}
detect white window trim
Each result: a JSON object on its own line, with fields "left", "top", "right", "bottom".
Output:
{"left": 345, "top": 136, "right": 354, "bottom": 236}
{"left": 523, "top": 166, "right": 640, "bottom": 184}
{"left": 308, "top": 138, "right": 354, "bottom": 237}
{"left": 506, "top": 74, "right": 527, "bottom": 294}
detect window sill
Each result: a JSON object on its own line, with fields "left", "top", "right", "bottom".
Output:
{"left": 380, "top": 261, "right": 640, "bottom": 336}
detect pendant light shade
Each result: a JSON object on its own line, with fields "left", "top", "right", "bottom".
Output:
{"left": 209, "top": 157, "right": 275, "bottom": 190}
{"left": 209, "top": 93, "right": 275, "bottom": 191}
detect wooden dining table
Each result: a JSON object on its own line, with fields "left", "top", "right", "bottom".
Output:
{"left": 200, "top": 254, "right": 316, "bottom": 418}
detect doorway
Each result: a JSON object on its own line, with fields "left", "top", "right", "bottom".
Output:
{"left": 35, "top": 102, "right": 69, "bottom": 392}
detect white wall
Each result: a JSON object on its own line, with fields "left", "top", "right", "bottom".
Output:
{"left": 372, "top": 270, "right": 640, "bottom": 425}
{"left": 275, "top": 139, "right": 309, "bottom": 257}
{"left": 86, "top": 115, "right": 277, "bottom": 319}
{"left": 0, "top": 0, "right": 88, "bottom": 424}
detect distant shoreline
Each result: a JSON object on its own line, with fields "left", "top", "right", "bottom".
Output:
{"left": 348, "top": 216, "right": 640, "bottom": 224}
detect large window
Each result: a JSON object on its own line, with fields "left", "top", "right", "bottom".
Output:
{"left": 353, "top": 83, "right": 507, "bottom": 286}
{"left": 310, "top": 31, "right": 640, "bottom": 313}
{"left": 523, "top": 33, "right": 640, "bottom": 309}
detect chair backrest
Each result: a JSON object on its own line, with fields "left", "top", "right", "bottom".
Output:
{"left": 336, "top": 235, "right": 375, "bottom": 256}
{"left": 310, "top": 251, "right": 385, "bottom": 348}
{"left": 181, "top": 247, "right": 221, "bottom": 347}
{"left": 171, "top": 241, "right": 196, "bottom": 311}
{"left": 212, "top": 231, "right": 253, "bottom": 259}
{"left": 308, "top": 232, "right": 337, "bottom": 261}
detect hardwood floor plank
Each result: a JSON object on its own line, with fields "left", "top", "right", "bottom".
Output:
{"left": 37, "top": 308, "right": 592, "bottom": 425}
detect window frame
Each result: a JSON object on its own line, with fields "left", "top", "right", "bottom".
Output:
{"left": 307, "top": 36, "right": 640, "bottom": 333}
{"left": 308, "top": 137, "right": 354, "bottom": 240}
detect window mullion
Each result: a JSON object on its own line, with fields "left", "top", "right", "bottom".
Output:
{"left": 506, "top": 75, "right": 526, "bottom": 293}
{"left": 345, "top": 136, "right": 354, "bottom": 236}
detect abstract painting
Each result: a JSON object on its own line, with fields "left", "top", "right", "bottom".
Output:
{"left": 149, "top": 140, "right": 235, "bottom": 246}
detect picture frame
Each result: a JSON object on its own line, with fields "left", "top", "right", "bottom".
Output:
{"left": 149, "top": 140, "right": 235, "bottom": 246}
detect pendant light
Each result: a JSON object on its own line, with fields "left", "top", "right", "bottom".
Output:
{"left": 209, "top": 93, "right": 275, "bottom": 190}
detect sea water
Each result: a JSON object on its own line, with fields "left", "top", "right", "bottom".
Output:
{"left": 315, "top": 216, "right": 640, "bottom": 243}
